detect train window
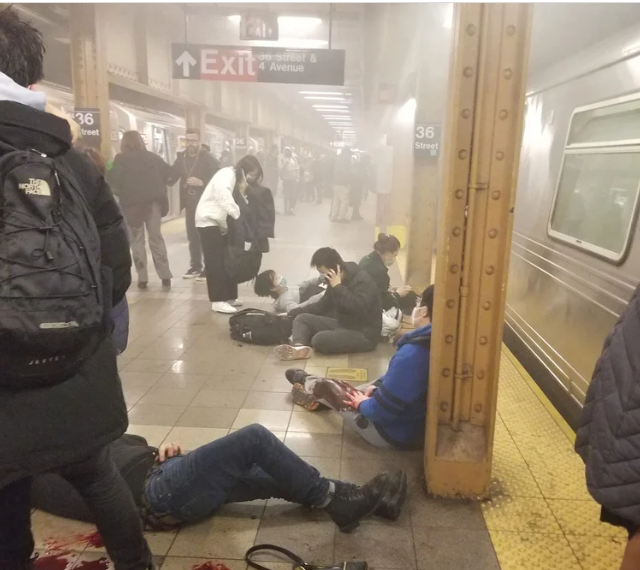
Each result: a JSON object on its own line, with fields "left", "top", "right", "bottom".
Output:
{"left": 549, "top": 95, "right": 640, "bottom": 263}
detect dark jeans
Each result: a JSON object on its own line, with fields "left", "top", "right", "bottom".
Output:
{"left": 198, "top": 226, "right": 238, "bottom": 303}
{"left": 185, "top": 203, "right": 203, "bottom": 272}
{"left": 144, "top": 425, "right": 329, "bottom": 524}
{"left": 292, "top": 314, "right": 377, "bottom": 355}
{"left": 283, "top": 180, "right": 298, "bottom": 213}
{"left": 0, "top": 448, "right": 151, "bottom": 570}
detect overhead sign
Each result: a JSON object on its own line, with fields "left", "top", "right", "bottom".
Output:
{"left": 73, "top": 108, "right": 101, "bottom": 149}
{"left": 234, "top": 137, "right": 247, "bottom": 149}
{"left": 172, "top": 43, "right": 345, "bottom": 86}
{"left": 240, "top": 13, "right": 278, "bottom": 41}
{"left": 414, "top": 123, "right": 441, "bottom": 161}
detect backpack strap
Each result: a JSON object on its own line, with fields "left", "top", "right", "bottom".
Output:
{"left": 246, "top": 544, "right": 308, "bottom": 570}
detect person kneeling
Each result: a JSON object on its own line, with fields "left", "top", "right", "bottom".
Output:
{"left": 285, "top": 286, "right": 433, "bottom": 450}
{"left": 274, "top": 247, "right": 382, "bottom": 361}
{"left": 31, "top": 424, "right": 407, "bottom": 534}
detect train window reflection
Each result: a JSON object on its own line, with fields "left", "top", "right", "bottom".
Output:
{"left": 549, "top": 151, "right": 640, "bottom": 262}
{"left": 568, "top": 98, "right": 640, "bottom": 145}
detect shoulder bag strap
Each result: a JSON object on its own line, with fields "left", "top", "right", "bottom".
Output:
{"left": 246, "top": 544, "right": 309, "bottom": 570}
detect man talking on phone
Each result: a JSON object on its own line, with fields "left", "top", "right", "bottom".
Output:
{"left": 169, "top": 128, "right": 219, "bottom": 281}
{"left": 275, "top": 247, "right": 382, "bottom": 361}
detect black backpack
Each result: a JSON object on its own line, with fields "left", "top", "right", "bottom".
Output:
{"left": 229, "top": 309, "right": 293, "bottom": 345}
{"left": 0, "top": 147, "right": 106, "bottom": 389}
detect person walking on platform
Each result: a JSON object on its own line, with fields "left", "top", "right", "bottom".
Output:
{"left": 169, "top": 128, "right": 219, "bottom": 281}
{"left": 0, "top": 7, "right": 153, "bottom": 569}
{"left": 109, "top": 131, "right": 173, "bottom": 289}
{"left": 196, "top": 155, "right": 264, "bottom": 314}
{"left": 576, "top": 283, "right": 640, "bottom": 570}
{"left": 280, "top": 146, "right": 299, "bottom": 215}
{"left": 330, "top": 149, "right": 352, "bottom": 223}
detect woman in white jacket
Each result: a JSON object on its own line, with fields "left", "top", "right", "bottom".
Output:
{"left": 196, "top": 155, "right": 263, "bottom": 314}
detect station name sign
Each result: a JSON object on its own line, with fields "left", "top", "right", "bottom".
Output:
{"left": 172, "top": 43, "right": 345, "bottom": 86}
{"left": 414, "top": 123, "right": 441, "bottom": 162}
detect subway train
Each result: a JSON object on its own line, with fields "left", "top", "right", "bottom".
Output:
{"left": 504, "top": 23, "right": 640, "bottom": 429}
{"left": 35, "top": 82, "right": 259, "bottom": 218}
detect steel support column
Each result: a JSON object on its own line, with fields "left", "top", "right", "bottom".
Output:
{"left": 425, "top": 3, "right": 531, "bottom": 498}
{"left": 69, "top": 3, "right": 111, "bottom": 158}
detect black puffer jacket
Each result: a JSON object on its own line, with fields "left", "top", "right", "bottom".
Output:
{"left": 289, "top": 262, "right": 382, "bottom": 343}
{"left": 0, "top": 101, "right": 132, "bottom": 489}
{"left": 575, "top": 283, "right": 640, "bottom": 525}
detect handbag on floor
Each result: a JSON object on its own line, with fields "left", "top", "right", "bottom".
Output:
{"left": 247, "top": 544, "right": 368, "bottom": 570}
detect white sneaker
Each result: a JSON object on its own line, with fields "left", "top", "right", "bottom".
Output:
{"left": 211, "top": 302, "right": 237, "bottom": 314}
{"left": 228, "top": 299, "right": 243, "bottom": 307}
{"left": 274, "top": 344, "right": 313, "bottom": 361}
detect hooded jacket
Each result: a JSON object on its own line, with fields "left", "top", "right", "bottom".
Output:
{"left": 575, "top": 284, "right": 640, "bottom": 525}
{"left": 0, "top": 101, "right": 132, "bottom": 488}
{"left": 289, "top": 262, "right": 382, "bottom": 343}
{"left": 359, "top": 324, "right": 431, "bottom": 449}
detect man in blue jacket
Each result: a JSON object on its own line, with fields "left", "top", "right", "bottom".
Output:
{"left": 286, "top": 285, "right": 433, "bottom": 451}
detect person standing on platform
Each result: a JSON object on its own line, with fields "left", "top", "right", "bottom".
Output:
{"left": 169, "top": 128, "right": 219, "bottom": 281}
{"left": 330, "top": 149, "right": 352, "bottom": 223}
{"left": 0, "top": 7, "right": 153, "bottom": 569}
{"left": 576, "top": 283, "right": 640, "bottom": 570}
{"left": 264, "top": 144, "right": 280, "bottom": 195}
{"left": 280, "top": 146, "right": 299, "bottom": 215}
{"left": 109, "top": 131, "right": 173, "bottom": 289}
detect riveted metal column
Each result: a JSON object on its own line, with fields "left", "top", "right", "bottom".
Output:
{"left": 425, "top": 3, "right": 531, "bottom": 498}
{"left": 69, "top": 3, "right": 112, "bottom": 159}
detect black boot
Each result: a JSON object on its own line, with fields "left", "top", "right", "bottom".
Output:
{"left": 285, "top": 368, "right": 310, "bottom": 386}
{"left": 324, "top": 473, "right": 391, "bottom": 533}
{"left": 375, "top": 470, "right": 407, "bottom": 521}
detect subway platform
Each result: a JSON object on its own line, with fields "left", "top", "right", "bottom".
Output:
{"left": 31, "top": 197, "right": 626, "bottom": 570}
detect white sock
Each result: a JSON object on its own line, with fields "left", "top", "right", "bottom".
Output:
{"left": 315, "top": 481, "right": 336, "bottom": 509}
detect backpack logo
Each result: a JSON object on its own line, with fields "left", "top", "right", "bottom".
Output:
{"left": 19, "top": 178, "right": 51, "bottom": 197}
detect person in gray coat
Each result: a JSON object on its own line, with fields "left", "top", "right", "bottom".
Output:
{"left": 575, "top": 284, "right": 640, "bottom": 570}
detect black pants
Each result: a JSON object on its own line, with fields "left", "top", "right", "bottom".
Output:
{"left": 0, "top": 447, "right": 151, "bottom": 570}
{"left": 198, "top": 226, "right": 238, "bottom": 303}
{"left": 185, "top": 203, "right": 203, "bottom": 272}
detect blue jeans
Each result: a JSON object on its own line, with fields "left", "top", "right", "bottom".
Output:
{"left": 144, "top": 424, "right": 330, "bottom": 524}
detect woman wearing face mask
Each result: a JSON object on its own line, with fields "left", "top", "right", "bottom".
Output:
{"left": 284, "top": 285, "right": 434, "bottom": 452}
{"left": 359, "top": 234, "right": 418, "bottom": 315}
{"left": 196, "top": 155, "right": 266, "bottom": 314}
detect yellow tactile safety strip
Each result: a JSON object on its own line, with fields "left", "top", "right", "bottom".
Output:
{"left": 487, "top": 348, "right": 627, "bottom": 569}
{"left": 326, "top": 367, "right": 369, "bottom": 383}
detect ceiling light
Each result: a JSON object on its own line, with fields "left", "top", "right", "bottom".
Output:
{"left": 228, "top": 15, "right": 241, "bottom": 23}
{"left": 313, "top": 105, "right": 348, "bottom": 109}
{"left": 300, "top": 91, "right": 351, "bottom": 96}
{"left": 277, "top": 39, "right": 328, "bottom": 48}
{"left": 305, "top": 96, "right": 347, "bottom": 101}
{"left": 323, "top": 116, "right": 351, "bottom": 119}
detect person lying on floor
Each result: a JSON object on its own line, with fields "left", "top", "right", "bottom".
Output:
{"left": 31, "top": 424, "right": 407, "bottom": 534}
{"left": 274, "top": 247, "right": 382, "bottom": 361}
{"left": 254, "top": 269, "right": 326, "bottom": 314}
{"left": 286, "top": 285, "right": 433, "bottom": 450}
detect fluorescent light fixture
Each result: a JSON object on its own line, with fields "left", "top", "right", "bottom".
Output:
{"left": 228, "top": 15, "right": 241, "bottom": 23}
{"left": 397, "top": 97, "right": 416, "bottom": 125}
{"left": 443, "top": 5, "right": 453, "bottom": 28}
{"left": 305, "top": 96, "right": 346, "bottom": 101}
{"left": 313, "top": 105, "right": 348, "bottom": 110}
{"left": 300, "top": 91, "right": 351, "bottom": 96}
{"left": 323, "top": 116, "right": 352, "bottom": 119}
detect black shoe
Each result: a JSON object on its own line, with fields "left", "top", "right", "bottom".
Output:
{"left": 183, "top": 268, "right": 200, "bottom": 279}
{"left": 285, "top": 368, "right": 310, "bottom": 386}
{"left": 138, "top": 281, "right": 148, "bottom": 289}
{"left": 324, "top": 473, "right": 391, "bottom": 533}
{"left": 162, "top": 279, "right": 171, "bottom": 288}
{"left": 375, "top": 470, "right": 407, "bottom": 521}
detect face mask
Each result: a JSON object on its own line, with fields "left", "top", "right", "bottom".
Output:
{"left": 411, "top": 306, "right": 424, "bottom": 327}
{"left": 383, "top": 254, "right": 396, "bottom": 267}
{"left": 278, "top": 276, "right": 287, "bottom": 288}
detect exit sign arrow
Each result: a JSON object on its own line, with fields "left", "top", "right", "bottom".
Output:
{"left": 176, "top": 51, "right": 197, "bottom": 77}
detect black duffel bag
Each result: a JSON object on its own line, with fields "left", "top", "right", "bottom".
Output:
{"left": 230, "top": 309, "right": 293, "bottom": 345}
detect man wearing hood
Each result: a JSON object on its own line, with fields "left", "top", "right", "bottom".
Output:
{"left": 275, "top": 247, "right": 383, "bottom": 360}
{"left": 0, "top": 8, "right": 152, "bottom": 570}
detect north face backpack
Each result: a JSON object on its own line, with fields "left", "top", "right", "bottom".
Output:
{"left": 0, "top": 147, "right": 106, "bottom": 389}
{"left": 229, "top": 309, "right": 293, "bottom": 345}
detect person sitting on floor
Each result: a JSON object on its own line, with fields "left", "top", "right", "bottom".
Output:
{"left": 359, "top": 233, "right": 419, "bottom": 316}
{"left": 274, "top": 247, "right": 382, "bottom": 361}
{"left": 31, "top": 424, "right": 407, "bottom": 534}
{"left": 254, "top": 269, "right": 326, "bottom": 314}
{"left": 285, "top": 285, "right": 433, "bottom": 450}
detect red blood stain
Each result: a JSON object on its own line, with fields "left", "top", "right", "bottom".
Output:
{"left": 191, "top": 563, "right": 233, "bottom": 570}
{"left": 74, "top": 558, "right": 110, "bottom": 570}
{"left": 76, "top": 531, "right": 104, "bottom": 548}
{"left": 34, "top": 552, "right": 72, "bottom": 570}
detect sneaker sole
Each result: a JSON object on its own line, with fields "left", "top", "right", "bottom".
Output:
{"left": 183, "top": 275, "right": 198, "bottom": 280}
{"left": 291, "top": 383, "right": 321, "bottom": 411}
{"left": 274, "top": 345, "right": 313, "bottom": 361}
{"left": 338, "top": 476, "right": 393, "bottom": 534}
